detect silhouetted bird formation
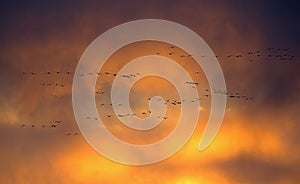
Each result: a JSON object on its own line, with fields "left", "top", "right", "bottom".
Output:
{"left": 18, "top": 46, "right": 296, "bottom": 137}
{"left": 20, "top": 48, "right": 297, "bottom": 78}
{"left": 18, "top": 120, "right": 79, "bottom": 137}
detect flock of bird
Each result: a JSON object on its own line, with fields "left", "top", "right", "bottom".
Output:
{"left": 18, "top": 120, "right": 80, "bottom": 137}
{"left": 40, "top": 83, "right": 65, "bottom": 87}
{"left": 20, "top": 47, "right": 296, "bottom": 89}
{"left": 93, "top": 86, "right": 253, "bottom": 120}
{"left": 86, "top": 113, "right": 169, "bottom": 121}
{"left": 155, "top": 46, "right": 296, "bottom": 63}
{"left": 17, "top": 46, "right": 295, "bottom": 136}
{"left": 20, "top": 47, "right": 297, "bottom": 78}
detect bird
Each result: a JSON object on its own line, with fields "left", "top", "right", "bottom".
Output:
{"left": 96, "top": 91, "right": 104, "bottom": 95}
{"left": 121, "top": 75, "right": 131, "bottom": 78}
{"left": 185, "top": 81, "right": 199, "bottom": 85}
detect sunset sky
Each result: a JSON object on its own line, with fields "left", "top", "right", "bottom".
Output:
{"left": 1, "top": 0, "right": 300, "bottom": 183}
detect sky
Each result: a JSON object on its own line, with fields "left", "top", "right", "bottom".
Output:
{"left": 0, "top": 0, "right": 300, "bottom": 183}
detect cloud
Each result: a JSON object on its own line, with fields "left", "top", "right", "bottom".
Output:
{"left": 0, "top": 0, "right": 299, "bottom": 183}
{"left": 215, "top": 153, "right": 300, "bottom": 183}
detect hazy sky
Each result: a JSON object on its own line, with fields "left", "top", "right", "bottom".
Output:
{"left": 0, "top": 0, "right": 299, "bottom": 183}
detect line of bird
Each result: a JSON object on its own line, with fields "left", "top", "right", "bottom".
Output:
{"left": 95, "top": 88, "right": 253, "bottom": 102}
{"left": 87, "top": 113, "right": 168, "bottom": 120}
{"left": 156, "top": 46, "right": 296, "bottom": 62}
{"left": 32, "top": 75, "right": 254, "bottom": 94}
{"left": 22, "top": 71, "right": 73, "bottom": 75}
{"left": 19, "top": 120, "right": 62, "bottom": 128}
{"left": 20, "top": 47, "right": 297, "bottom": 77}
{"left": 18, "top": 120, "right": 79, "bottom": 136}
{"left": 93, "top": 89, "right": 252, "bottom": 120}
{"left": 21, "top": 71, "right": 142, "bottom": 78}
{"left": 40, "top": 83, "right": 65, "bottom": 87}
